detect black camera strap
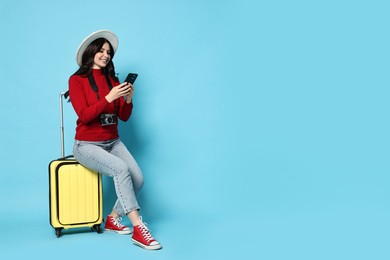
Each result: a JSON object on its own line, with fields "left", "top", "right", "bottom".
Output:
{"left": 87, "top": 72, "right": 117, "bottom": 112}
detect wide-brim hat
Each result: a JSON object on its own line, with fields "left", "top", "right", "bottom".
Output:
{"left": 75, "top": 29, "right": 119, "bottom": 66}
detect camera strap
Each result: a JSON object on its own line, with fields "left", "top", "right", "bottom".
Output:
{"left": 87, "top": 72, "right": 117, "bottom": 112}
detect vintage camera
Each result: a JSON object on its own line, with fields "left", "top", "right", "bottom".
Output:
{"left": 100, "top": 113, "right": 117, "bottom": 126}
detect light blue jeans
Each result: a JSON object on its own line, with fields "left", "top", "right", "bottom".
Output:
{"left": 73, "top": 138, "right": 144, "bottom": 216}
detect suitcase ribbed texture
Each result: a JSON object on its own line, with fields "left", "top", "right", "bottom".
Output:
{"left": 57, "top": 163, "right": 100, "bottom": 225}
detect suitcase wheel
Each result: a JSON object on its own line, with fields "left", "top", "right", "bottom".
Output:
{"left": 55, "top": 228, "right": 63, "bottom": 238}
{"left": 91, "top": 224, "right": 103, "bottom": 234}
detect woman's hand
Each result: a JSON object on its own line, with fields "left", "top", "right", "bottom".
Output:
{"left": 105, "top": 83, "right": 133, "bottom": 103}
{"left": 124, "top": 83, "right": 134, "bottom": 103}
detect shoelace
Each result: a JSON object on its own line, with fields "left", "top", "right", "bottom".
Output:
{"left": 112, "top": 217, "right": 126, "bottom": 228}
{"left": 138, "top": 221, "right": 155, "bottom": 242}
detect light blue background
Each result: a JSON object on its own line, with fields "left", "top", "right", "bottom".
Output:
{"left": 0, "top": 0, "right": 389, "bottom": 259}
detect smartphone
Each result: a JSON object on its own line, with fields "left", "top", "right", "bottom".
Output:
{"left": 124, "top": 73, "right": 138, "bottom": 84}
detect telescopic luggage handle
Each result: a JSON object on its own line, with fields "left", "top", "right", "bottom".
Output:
{"left": 59, "top": 92, "right": 67, "bottom": 158}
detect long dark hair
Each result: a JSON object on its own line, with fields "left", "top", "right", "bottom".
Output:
{"left": 73, "top": 38, "right": 118, "bottom": 81}
{"left": 64, "top": 38, "right": 118, "bottom": 99}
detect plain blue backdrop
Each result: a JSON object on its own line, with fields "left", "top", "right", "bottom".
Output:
{"left": 1, "top": 0, "right": 389, "bottom": 259}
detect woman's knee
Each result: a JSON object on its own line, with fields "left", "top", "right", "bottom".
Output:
{"left": 132, "top": 171, "right": 144, "bottom": 192}
{"left": 113, "top": 161, "right": 131, "bottom": 178}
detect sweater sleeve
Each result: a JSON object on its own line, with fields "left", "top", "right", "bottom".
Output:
{"left": 118, "top": 99, "right": 133, "bottom": 122}
{"left": 69, "top": 75, "right": 110, "bottom": 124}
{"left": 110, "top": 77, "right": 133, "bottom": 122}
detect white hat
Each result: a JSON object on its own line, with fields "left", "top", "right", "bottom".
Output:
{"left": 75, "top": 29, "right": 118, "bottom": 66}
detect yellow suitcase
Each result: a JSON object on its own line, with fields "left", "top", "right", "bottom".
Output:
{"left": 49, "top": 92, "right": 103, "bottom": 237}
{"left": 49, "top": 157, "right": 103, "bottom": 237}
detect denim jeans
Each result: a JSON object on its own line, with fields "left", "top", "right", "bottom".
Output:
{"left": 73, "top": 138, "right": 144, "bottom": 216}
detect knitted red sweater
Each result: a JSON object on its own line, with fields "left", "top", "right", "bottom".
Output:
{"left": 68, "top": 69, "right": 133, "bottom": 141}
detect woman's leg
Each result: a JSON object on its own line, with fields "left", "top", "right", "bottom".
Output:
{"left": 73, "top": 140, "right": 140, "bottom": 215}
{"left": 109, "top": 139, "right": 144, "bottom": 217}
{"left": 108, "top": 140, "right": 161, "bottom": 249}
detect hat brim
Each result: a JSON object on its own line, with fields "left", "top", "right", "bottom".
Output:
{"left": 75, "top": 29, "right": 118, "bottom": 66}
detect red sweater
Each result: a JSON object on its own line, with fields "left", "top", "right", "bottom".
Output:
{"left": 68, "top": 69, "right": 133, "bottom": 141}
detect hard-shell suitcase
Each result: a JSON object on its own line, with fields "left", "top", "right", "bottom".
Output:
{"left": 49, "top": 92, "right": 103, "bottom": 238}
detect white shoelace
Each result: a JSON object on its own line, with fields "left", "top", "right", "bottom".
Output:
{"left": 113, "top": 217, "right": 126, "bottom": 228}
{"left": 139, "top": 218, "right": 154, "bottom": 242}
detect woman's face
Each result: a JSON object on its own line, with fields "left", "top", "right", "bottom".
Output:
{"left": 92, "top": 42, "right": 111, "bottom": 69}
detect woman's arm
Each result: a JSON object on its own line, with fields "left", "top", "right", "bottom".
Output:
{"left": 110, "top": 78, "right": 134, "bottom": 122}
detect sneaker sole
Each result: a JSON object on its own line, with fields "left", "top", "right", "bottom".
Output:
{"left": 132, "top": 238, "right": 162, "bottom": 250}
{"left": 105, "top": 228, "right": 132, "bottom": 235}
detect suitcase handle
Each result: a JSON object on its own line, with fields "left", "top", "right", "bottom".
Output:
{"left": 58, "top": 155, "right": 74, "bottom": 160}
{"left": 59, "top": 92, "right": 67, "bottom": 158}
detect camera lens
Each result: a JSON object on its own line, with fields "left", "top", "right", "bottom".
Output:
{"left": 100, "top": 114, "right": 116, "bottom": 126}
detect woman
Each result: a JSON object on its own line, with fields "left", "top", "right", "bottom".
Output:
{"left": 68, "top": 30, "right": 161, "bottom": 250}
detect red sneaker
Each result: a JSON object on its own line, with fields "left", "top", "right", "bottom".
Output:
{"left": 132, "top": 218, "right": 162, "bottom": 250}
{"left": 104, "top": 215, "right": 132, "bottom": 235}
